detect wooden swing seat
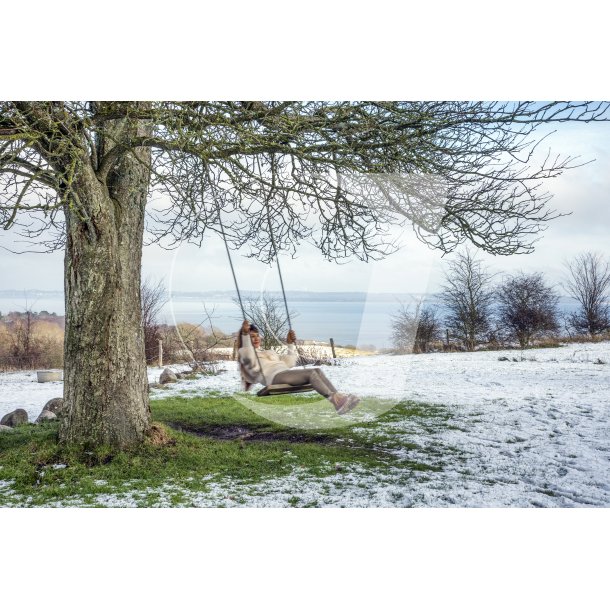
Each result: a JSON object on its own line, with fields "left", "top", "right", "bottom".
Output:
{"left": 256, "top": 383, "right": 314, "bottom": 397}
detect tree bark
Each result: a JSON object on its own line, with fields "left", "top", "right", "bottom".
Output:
{"left": 59, "top": 119, "right": 152, "bottom": 448}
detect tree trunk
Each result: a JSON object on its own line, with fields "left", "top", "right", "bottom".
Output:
{"left": 59, "top": 124, "right": 152, "bottom": 448}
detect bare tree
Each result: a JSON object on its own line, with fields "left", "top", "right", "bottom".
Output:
{"left": 440, "top": 249, "right": 496, "bottom": 351}
{"left": 238, "top": 293, "right": 297, "bottom": 350}
{"left": 0, "top": 101, "right": 607, "bottom": 448}
{"left": 175, "top": 306, "right": 233, "bottom": 372}
{"left": 7, "top": 310, "right": 40, "bottom": 368}
{"left": 141, "top": 278, "right": 168, "bottom": 365}
{"left": 564, "top": 252, "right": 610, "bottom": 336}
{"left": 496, "top": 272, "right": 560, "bottom": 348}
{"left": 391, "top": 300, "right": 440, "bottom": 354}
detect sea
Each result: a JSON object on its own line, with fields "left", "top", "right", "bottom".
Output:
{"left": 0, "top": 290, "right": 583, "bottom": 349}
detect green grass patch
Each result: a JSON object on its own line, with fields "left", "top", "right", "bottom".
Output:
{"left": 0, "top": 394, "right": 453, "bottom": 507}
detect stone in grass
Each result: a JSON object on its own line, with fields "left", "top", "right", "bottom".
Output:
{"left": 43, "top": 397, "right": 64, "bottom": 415}
{"left": 0, "top": 408, "right": 29, "bottom": 427}
{"left": 36, "top": 410, "right": 58, "bottom": 424}
{"left": 159, "top": 368, "right": 178, "bottom": 384}
{"left": 0, "top": 424, "right": 14, "bottom": 433}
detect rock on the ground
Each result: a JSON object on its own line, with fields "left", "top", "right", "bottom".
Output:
{"left": 43, "top": 397, "right": 64, "bottom": 415}
{"left": 36, "top": 410, "right": 58, "bottom": 423}
{"left": 0, "top": 408, "right": 29, "bottom": 427}
{"left": 0, "top": 424, "right": 14, "bottom": 433}
{"left": 159, "top": 368, "right": 178, "bottom": 384}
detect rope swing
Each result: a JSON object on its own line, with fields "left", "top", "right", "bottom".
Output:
{"left": 214, "top": 159, "right": 312, "bottom": 397}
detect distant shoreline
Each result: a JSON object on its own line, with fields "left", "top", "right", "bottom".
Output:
{"left": 0, "top": 288, "right": 578, "bottom": 301}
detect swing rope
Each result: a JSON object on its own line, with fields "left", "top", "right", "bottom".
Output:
{"left": 266, "top": 207, "right": 292, "bottom": 331}
{"left": 264, "top": 154, "right": 307, "bottom": 366}
{"left": 214, "top": 154, "right": 309, "bottom": 393}
{"left": 214, "top": 199, "right": 268, "bottom": 386}
{"left": 265, "top": 207, "right": 309, "bottom": 370}
{"left": 217, "top": 210, "right": 245, "bottom": 319}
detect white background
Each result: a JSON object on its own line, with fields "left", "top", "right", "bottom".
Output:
{"left": 2, "top": 1, "right": 609, "bottom": 608}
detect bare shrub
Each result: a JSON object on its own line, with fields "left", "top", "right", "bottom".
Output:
{"left": 158, "top": 304, "right": 234, "bottom": 373}
{"left": 564, "top": 252, "right": 610, "bottom": 336}
{"left": 496, "top": 272, "right": 560, "bottom": 348}
{"left": 176, "top": 322, "right": 210, "bottom": 362}
{"left": 141, "top": 278, "right": 168, "bottom": 365}
{"left": 237, "top": 294, "right": 297, "bottom": 350}
{"left": 391, "top": 300, "right": 441, "bottom": 354}
{"left": 33, "top": 320, "right": 64, "bottom": 368}
{"left": 557, "top": 331, "right": 610, "bottom": 345}
{"left": 0, "top": 311, "right": 64, "bottom": 370}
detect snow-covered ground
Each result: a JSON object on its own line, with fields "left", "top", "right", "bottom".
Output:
{"left": 0, "top": 371, "right": 64, "bottom": 422}
{"left": 1, "top": 341, "right": 609, "bottom": 506}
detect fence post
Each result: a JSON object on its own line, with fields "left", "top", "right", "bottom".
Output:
{"left": 330, "top": 337, "right": 337, "bottom": 359}
{"left": 445, "top": 329, "right": 449, "bottom": 350}
{"left": 158, "top": 339, "right": 163, "bottom": 368}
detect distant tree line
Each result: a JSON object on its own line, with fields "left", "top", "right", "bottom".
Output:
{"left": 0, "top": 281, "right": 236, "bottom": 371}
{"left": 391, "top": 250, "right": 610, "bottom": 354}
{"left": 0, "top": 281, "right": 300, "bottom": 372}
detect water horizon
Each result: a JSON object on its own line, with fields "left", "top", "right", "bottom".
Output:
{"left": 0, "top": 289, "right": 585, "bottom": 349}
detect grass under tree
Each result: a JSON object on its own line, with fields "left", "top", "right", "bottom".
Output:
{"left": 0, "top": 394, "right": 455, "bottom": 507}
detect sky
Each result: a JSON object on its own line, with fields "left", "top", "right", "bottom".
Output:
{"left": 1, "top": 120, "right": 609, "bottom": 298}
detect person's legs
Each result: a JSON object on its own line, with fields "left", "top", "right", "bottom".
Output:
{"left": 273, "top": 368, "right": 335, "bottom": 398}
{"left": 273, "top": 368, "right": 359, "bottom": 414}
{"left": 313, "top": 368, "right": 338, "bottom": 394}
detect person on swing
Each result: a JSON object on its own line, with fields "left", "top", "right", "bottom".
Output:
{"left": 237, "top": 320, "right": 360, "bottom": 415}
